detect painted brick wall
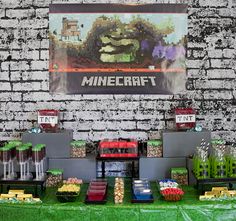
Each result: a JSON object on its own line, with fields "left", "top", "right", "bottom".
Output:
{"left": 0, "top": 0, "right": 235, "bottom": 142}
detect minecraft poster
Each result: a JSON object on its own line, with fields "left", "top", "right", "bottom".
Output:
{"left": 49, "top": 4, "right": 187, "bottom": 94}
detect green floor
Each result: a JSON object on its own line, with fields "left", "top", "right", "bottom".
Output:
{"left": 1, "top": 182, "right": 236, "bottom": 221}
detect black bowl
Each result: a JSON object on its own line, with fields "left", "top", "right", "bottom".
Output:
{"left": 56, "top": 192, "right": 79, "bottom": 203}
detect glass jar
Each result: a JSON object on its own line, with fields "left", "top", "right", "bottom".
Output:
{"left": 4, "top": 143, "right": 16, "bottom": 160}
{"left": 193, "top": 147, "right": 200, "bottom": 175}
{"left": 114, "top": 177, "right": 124, "bottom": 204}
{"left": 0, "top": 146, "right": 11, "bottom": 162}
{"left": 211, "top": 139, "right": 225, "bottom": 149}
{"left": 16, "top": 146, "right": 28, "bottom": 163}
{"left": 147, "top": 140, "right": 162, "bottom": 157}
{"left": 171, "top": 167, "right": 188, "bottom": 185}
{"left": 198, "top": 153, "right": 210, "bottom": 179}
{"left": 46, "top": 169, "right": 63, "bottom": 187}
{"left": 8, "top": 141, "right": 22, "bottom": 159}
{"left": 99, "top": 139, "right": 138, "bottom": 157}
{"left": 211, "top": 148, "right": 227, "bottom": 178}
{"left": 32, "top": 146, "right": 41, "bottom": 163}
{"left": 227, "top": 146, "right": 236, "bottom": 178}
{"left": 24, "top": 143, "right": 32, "bottom": 159}
{"left": 193, "top": 147, "right": 210, "bottom": 179}
{"left": 70, "top": 140, "right": 86, "bottom": 158}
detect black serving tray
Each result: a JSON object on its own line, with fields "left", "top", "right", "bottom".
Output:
{"left": 131, "top": 179, "right": 154, "bottom": 203}
{"left": 192, "top": 173, "right": 236, "bottom": 194}
{"left": 56, "top": 192, "right": 80, "bottom": 203}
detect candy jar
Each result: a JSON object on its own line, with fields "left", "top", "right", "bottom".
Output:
{"left": 194, "top": 149, "right": 210, "bottom": 179}
{"left": 16, "top": 145, "right": 30, "bottom": 180}
{"left": 211, "top": 146, "right": 227, "bottom": 178}
{"left": 0, "top": 146, "right": 11, "bottom": 180}
{"left": 147, "top": 140, "right": 162, "bottom": 157}
{"left": 70, "top": 140, "right": 86, "bottom": 158}
{"left": 211, "top": 139, "right": 225, "bottom": 150}
{"left": 193, "top": 140, "right": 210, "bottom": 179}
{"left": 46, "top": 169, "right": 63, "bottom": 187}
{"left": 32, "top": 144, "right": 46, "bottom": 180}
{"left": 171, "top": 168, "right": 188, "bottom": 185}
{"left": 227, "top": 145, "right": 236, "bottom": 178}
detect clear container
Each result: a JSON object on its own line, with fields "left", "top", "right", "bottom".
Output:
{"left": 133, "top": 183, "right": 150, "bottom": 189}
{"left": 42, "top": 144, "right": 46, "bottom": 159}
{"left": 228, "top": 146, "right": 236, "bottom": 178}
{"left": 46, "top": 169, "right": 63, "bottom": 187}
{"left": 70, "top": 140, "right": 86, "bottom": 158}
{"left": 9, "top": 146, "right": 16, "bottom": 160}
{"left": 147, "top": 140, "right": 162, "bottom": 157}
{"left": 8, "top": 141, "right": 22, "bottom": 159}
{"left": 24, "top": 143, "right": 32, "bottom": 159}
{"left": 88, "top": 179, "right": 107, "bottom": 201}
{"left": 133, "top": 179, "right": 149, "bottom": 190}
{"left": 32, "top": 147, "right": 42, "bottom": 163}
{"left": 0, "top": 146, "right": 11, "bottom": 162}
{"left": 2, "top": 144, "right": 16, "bottom": 161}
{"left": 171, "top": 168, "right": 188, "bottom": 185}
{"left": 193, "top": 147, "right": 210, "bottom": 179}
{"left": 87, "top": 189, "right": 106, "bottom": 201}
{"left": 32, "top": 144, "right": 45, "bottom": 162}
{"left": 99, "top": 139, "right": 138, "bottom": 157}
{"left": 114, "top": 177, "right": 124, "bottom": 204}
{"left": 16, "top": 146, "right": 28, "bottom": 162}
{"left": 133, "top": 188, "right": 152, "bottom": 200}
{"left": 133, "top": 179, "right": 149, "bottom": 184}
{"left": 211, "top": 139, "right": 225, "bottom": 149}
{"left": 89, "top": 185, "right": 106, "bottom": 191}
{"left": 211, "top": 148, "right": 227, "bottom": 178}
{"left": 90, "top": 180, "right": 107, "bottom": 187}
{"left": 133, "top": 179, "right": 152, "bottom": 200}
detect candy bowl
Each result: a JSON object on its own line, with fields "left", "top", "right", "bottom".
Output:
{"left": 56, "top": 192, "right": 79, "bottom": 203}
{"left": 161, "top": 188, "right": 184, "bottom": 202}
{"left": 63, "top": 177, "right": 83, "bottom": 186}
{"left": 163, "top": 194, "right": 182, "bottom": 201}
{"left": 56, "top": 184, "right": 80, "bottom": 202}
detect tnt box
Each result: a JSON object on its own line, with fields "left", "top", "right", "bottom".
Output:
{"left": 175, "top": 108, "right": 196, "bottom": 130}
{"left": 38, "top": 110, "right": 59, "bottom": 132}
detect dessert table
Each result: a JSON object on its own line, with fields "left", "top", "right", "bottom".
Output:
{"left": 1, "top": 183, "right": 236, "bottom": 221}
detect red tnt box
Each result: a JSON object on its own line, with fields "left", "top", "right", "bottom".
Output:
{"left": 99, "top": 140, "right": 138, "bottom": 158}
{"left": 38, "top": 110, "right": 59, "bottom": 132}
{"left": 175, "top": 108, "right": 196, "bottom": 130}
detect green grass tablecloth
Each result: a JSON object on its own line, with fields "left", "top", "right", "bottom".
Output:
{"left": 1, "top": 182, "right": 236, "bottom": 221}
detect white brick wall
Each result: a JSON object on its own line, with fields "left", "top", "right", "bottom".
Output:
{"left": 0, "top": 0, "right": 235, "bottom": 143}
{"left": 0, "top": 9, "right": 5, "bottom": 18}
{"left": 0, "top": 82, "right": 11, "bottom": 90}
{"left": 199, "top": 0, "right": 228, "bottom": 7}
{"left": 0, "top": 19, "right": 19, "bottom": 28}
{"left": 6, "top": 9, "right": 35, "bottom": 18}
{"left": 207, "top": 69, "right": 235, "bottom": 79}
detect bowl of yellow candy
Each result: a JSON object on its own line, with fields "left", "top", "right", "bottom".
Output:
{"left": 56, "top": 184, "right": 81, "bottom": 202}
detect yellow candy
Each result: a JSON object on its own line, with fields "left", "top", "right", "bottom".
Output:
{"left": 57, "top": 184, "right": 80, "bottom": 193}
